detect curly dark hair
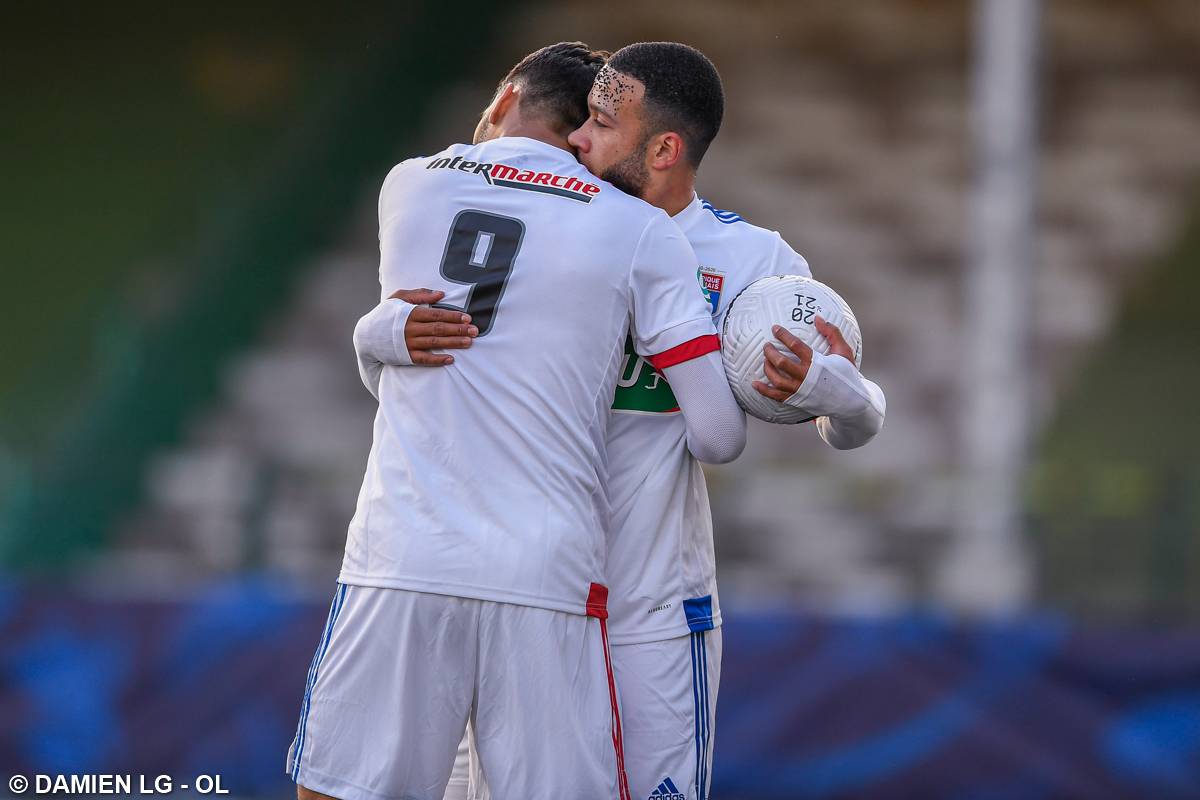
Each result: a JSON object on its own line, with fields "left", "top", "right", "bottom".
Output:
{"left": 500, "top": 41, "right": 609, "bottom": 136}
{"left": 608, "top": 42, "right": 724, "bottom": 168}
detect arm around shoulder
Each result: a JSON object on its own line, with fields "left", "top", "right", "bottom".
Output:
{"left": 352, "top": 299, "right": 416, "bottom": 398}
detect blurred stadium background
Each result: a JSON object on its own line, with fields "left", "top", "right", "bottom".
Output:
{"left": 3, "top": 0, "right": 1200, "bottom": 797}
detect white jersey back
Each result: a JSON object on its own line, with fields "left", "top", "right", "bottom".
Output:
{"left": 340, "top": 138, "right": 719, "bottom": 616}
{"left": 605, "top": 194, "right": 811, "bottom": 644}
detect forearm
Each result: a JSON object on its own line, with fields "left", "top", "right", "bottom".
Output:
{"left": 352, "top": 299, "right": 416, "bottom": 398}
{"left": 662, "top": 351, "right": 747, "bottom": 464}
{"left": 814, "top": 378, "right": 885, "bottom": 449}
{"left": 785, "top": 350, "right": 886, "bottom": 450}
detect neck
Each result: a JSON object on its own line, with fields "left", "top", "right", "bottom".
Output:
{"left": 495, "top": 121, "right": 572, "bottom": 153}
{"left": 642, "top": 167, "right": 697, "bottom": 217}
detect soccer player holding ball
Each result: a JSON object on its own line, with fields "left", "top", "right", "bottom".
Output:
{"left": 290, "top": 42, "right": 749, "bottom": 800}
{"left": 358, "top": 42, "right": 886, "bottom": 799}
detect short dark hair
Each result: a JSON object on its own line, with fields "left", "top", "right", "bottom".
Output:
{"left": 608, "top": 42, "right": 724, "bottom": 168}
{"left": 501, "top": 42, "right": 609, "bottom": 136}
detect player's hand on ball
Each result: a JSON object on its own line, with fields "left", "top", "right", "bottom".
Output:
{"left": 389, "top": 288, "right": 478, "bottom": 366}
{"left": 812, "top": 315, "right": 855, "bottom": 363}
{"left": 752, "top": 316, "right": 855, "bottom": 401}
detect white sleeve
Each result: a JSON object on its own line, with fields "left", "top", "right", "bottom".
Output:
{"left": 377, "top": 160, "right": 419, "bottom": 246}
{"left": 783, "top": 349, "right": 886, "bottom": 450}
{"left": 770, "top": 232, "right": 812, "bottom": 278}
{"left": 356, "top": 161, "right": 426, "bottom": 398}
{"left": 377, "top": 159, "right": 428, "bottom": 301}
{"left": 352, "top": 299, "right": 416, "bottom": 399}
{"left": 661, "top": 351, "right": 747, "bottom": 464}
{"left": 626, "top": 212, "right": 741, "bottom": 461}
{"left": 628, "top": 212, "right": 719, "bottom": 359}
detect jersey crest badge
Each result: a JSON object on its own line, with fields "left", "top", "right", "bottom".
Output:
{"left": 698, "top": 268, "right": 725, "bottom": 315}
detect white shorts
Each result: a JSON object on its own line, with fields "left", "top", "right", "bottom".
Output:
{"left": 286, "top": 583, "right": 630, "bottom": 800}
{"left": 447, "top": 629, "right": 721, "bottom": 800}
{"left": 615, "top": 630, "right": 721, "bottom": 800}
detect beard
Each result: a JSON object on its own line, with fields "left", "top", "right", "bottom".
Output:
{"left": 472, "top": 114, "right": 491, "bottom": 144}
{"left": 600, "top": 145, "right": 650, "bottom": 198}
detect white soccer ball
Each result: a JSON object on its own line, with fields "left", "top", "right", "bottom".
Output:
{"left": 721, "top": 275, "right": 863, "bottom": 424}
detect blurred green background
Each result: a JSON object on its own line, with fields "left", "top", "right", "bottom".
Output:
{"left": 1, "top": 0, "right": 1199, "bottom": 618}
{"left": 1, "top": 0, "right": 503, "bottom": 568}
{"left": 3, "top": 2, "right": 1200, "bottom": 796}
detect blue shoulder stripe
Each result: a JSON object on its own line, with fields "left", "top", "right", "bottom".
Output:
{"left": 700, "top": 198, "right": 744, "bottom": 224}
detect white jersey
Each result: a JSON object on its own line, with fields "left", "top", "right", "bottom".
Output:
{"left": 605, "top": 194, "right": 811, "bottom": 644}
{"left": 339, "top": 138, "right": 719, "bottom": 616}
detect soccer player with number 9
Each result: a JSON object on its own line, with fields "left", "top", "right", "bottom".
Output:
{"left": 353, "top": 41, "right": 886, "bottom": 800}
{"left": 287, "top": 42, "right": 748, "bottom": 800}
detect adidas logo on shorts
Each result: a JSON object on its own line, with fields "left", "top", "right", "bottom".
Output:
{"left": 648, "top": 777, "right": 686, "bottom": 800}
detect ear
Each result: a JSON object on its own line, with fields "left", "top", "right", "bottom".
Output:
{"left": 489, "top": 82, "right": 520, "bottom": 126}
{"left": 648, "top": 131, "right": 685, "bottom": 171}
